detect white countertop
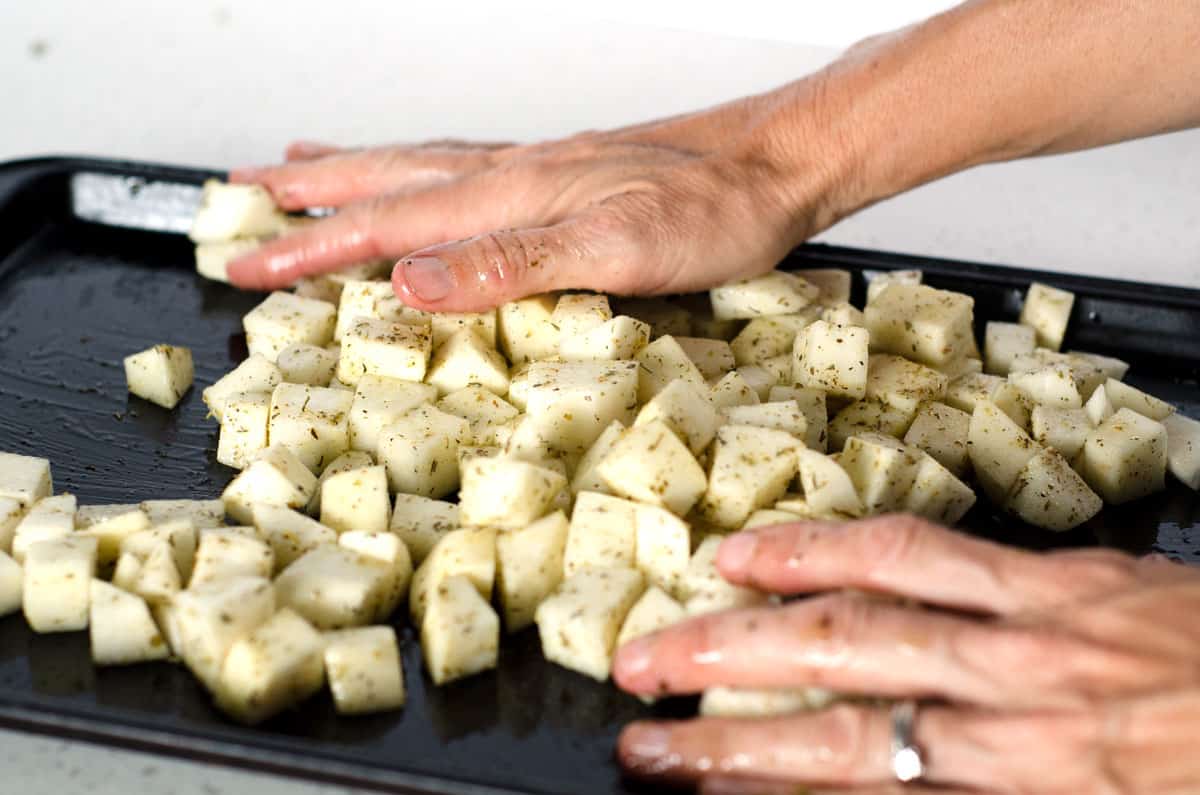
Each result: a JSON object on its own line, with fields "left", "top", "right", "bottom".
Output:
{"left": 1, "top": 3, "right": 1198, "bottom": 794}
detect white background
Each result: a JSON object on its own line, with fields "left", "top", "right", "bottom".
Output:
{"left": 1, "top": 3, "right": 1199, "bottom": 794}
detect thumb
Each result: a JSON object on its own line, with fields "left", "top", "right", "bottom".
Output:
{"left": 392, "top": 215, "right": 649, "bottom": 312}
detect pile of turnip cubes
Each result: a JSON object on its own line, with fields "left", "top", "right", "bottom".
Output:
{"left": 1, "top": 181, "right": 1199, "bottom": 728}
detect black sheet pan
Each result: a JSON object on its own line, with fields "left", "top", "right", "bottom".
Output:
{"left": 0, "top": 156, "right": 1197, "bottom": 795}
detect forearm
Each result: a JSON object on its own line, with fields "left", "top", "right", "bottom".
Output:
{"left": 750, "top": 0, "right": 1200, "bottom": 226}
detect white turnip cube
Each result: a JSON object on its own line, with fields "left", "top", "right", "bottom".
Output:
{"left": 0, "top": 550, "right": 21, "bottom": 617}
{"left": 140, "top": 498, "right": 224, "bottom": 529}
{"left": 424, "top": 328, "right": 508, "bottom": 396}
{"left": 0, "top": 498, "right": 24, "bottom": 554}
{"left": 795, "top": 268, "right": 852, "bottom": 305}
{"left": 724, "top": 400, "right": 809, "bottom": 441}
{"left": 731, "top": 317, "right": 798, "bottom": 366}
{"left": 1030, "top": 406, "right": 1092, "bottom": 461}
{"left": 436, "top": 385, "right": 520, "bottom": 446}
{"left": 189, "top": 530, "right": 274, "bottom": 588}
{"left": 1085, "top": 383, "right": 1115, "bottom": 426}
{"left": 251, "top": 504, "right": 337, "bottom": 572}
{"left": 11, "top": 493, "right": 75, "bottom": 564}
{"left": 216, "top": 608, "right": 325, "bottom": 725}
{"left": 563, "top": 491, "right": 639, "bottom": 577}
{"left": 597, "top": 420, "right": 708, "bottom": 517}
{"left": 243, "top": 291, "right": 336, "bottom": 360}
{"left": 497, "top": 294, "right": 560, "bottom": 365}
{"left": 828, "top": 400, "right": 915, "bottom": 452}
{"left": 202, "top": 354, "right": 281, "bottom": 423}
{"left": 274, "top": 545, "right": 392, "bottom": 630}
{"left": 984, "top": 322, "right": 1037, "bottom": 376}
{"left": 124, "top": 344, "right": 194, "bottom": 409}
{"left": 121, "top": 518, "right": 198, "bottom": 582}
{"left": 769, "top": 386, "right": 829, "bottom": 451}
{"left": 408, "top": 526, "right": 496, "bottom": 624}
{"left": 615, "top": 586, "right": 686, "bottom": 650}
{"left": 1010, "top": 363, "right": 1085, "bottom": 409}
{"left": 420, "top": 575, "right": 500, "bottom": 686}
{"left": 709, "top": 371, "right": 760, "bottom": 411}
{"left": 1069, "top": 350, "right": 1130, "bottom": 381}
{"left": 1019, "top": 282, "right": 1074, "bottom": 351}
{"left": 710, "top": 271, "right": 819, "bottom": 319}
{"left": 967, "top": 400, "right": 1042, "bottom": 504}
{"left": 430, "top": 310, "right": 497, "bottom": 349}
{"left": 1163, "top": 413, "right": 1200, "bottom": 490}
{"left": 553, "top": 293, "right": 612, "bottom": 340}
{"left": 866, "top": 354, "right": 949, "bottom": 414}
{"left": 559, "top": 315, "right": 651, "bottom": 361}
{"left": 1006, "top": 448, "right": 1102, "bottom": 531}
{"left": 0, "top": 453, "right": 52, "bottom": 508}
{"left": 173, "top": 575, "right": 275, "bottom": 690}
{"left": 267, "top": 382, "right": 354, "bottom": 471}
{"left": 635, "top": 378, "right": 721, "bottom": 455}
{"left": 903, "top": 453, "right": 976, "bottom": 525}
{"left": 222, "top": 445, "right": 318, "bottom": 524}
{"left": 459, "top": 457, "right": 566, "bottom": 529}
{"left": 674, "top": 337, "right": 735, "bottom": 380}
{"left": 518, "top": 360, "right": 640, "bottom": 457}
{"left": 216, "top": 391, "right": 271, "bottom": 469}
{"left": 276, "top": 343, "right": 338, "bottom": 386}
{"left": 1103, "top": 378, "right": 1175, "bottom": 422}
{"left": 796, "top": 449, "right": 863, "bottom": 518}
{"left": 334, "top": 280, "right": 429, "bottom": 342}
{"left": 570, "top": 420, "right": 625, "bottom": 496}
{"left": 348, "top": 375, "right": 436, "bottom": 457}
{"left": 324, "top": 626, "right": 407, "bottom": 714}
{"left": 78, "top": 506, "right": 149, "bottom": 570}
{"left": 699, "top": 425, "right": 802, "bottom": 529}
{"left": 535, "top": 567, "right": 645, "bottom": 681}
{"left": 903, "top": 401, "right": 971, "bottom": 477}
{"left": 734, "top": 365, "right": 776, "bottom": 400}
{"left": 681, "top": 535, "right": 769, "bottom": 614}
{"left": 338, "top": 530, "right": 413, "bottom": 620}
{"left": 495, "top": 510, "right": 568, "bottom": 632}
{"left": 379, "top": 405, "right": 469, "bottom": 498}
{"left": 840, "top": 434, "right": 923, "bottom": 515}
{"left": 89, "top": 580, "right": 169, "bottom": 666}
{"left": 865, "top": 284, "right": 975, "bottom": 367}
{"left": 189, "top": 180, "right": 286, "bottom": 242}
{"left": 865, "top": 269, "right": 922, "bottom": 304}
{"left": 339, "top": 316, "right": 433, "bottom": 386}
{"left": 23, "top": 535, "right": 97, "bottom": 633}
{"left": 320, "top": 465, "right": 391, "bottom": 535}
{"left": 793, "top": 320, "right": 869, "bottom": 400}
{"left": 636, "top": 335, "right": 707, "bottom": 403}
{"left": 390, "top": 494, "right": 459, "bottom": 565}
{"left": 633, "top": 503, "right": 691, "bottom": 598}
{"left": 1078, "top": 409, "right": 1167, "bottom": 504}
{"left": 700, "top": 687, "right": 834, "bottom": 718}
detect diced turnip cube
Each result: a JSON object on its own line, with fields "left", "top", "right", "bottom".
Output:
{"left": 0, "top": 497, "right": 24, "bottom": 554}
{"left": 633, "top": 503, "right": 691, "bottom": 598}
{"left": 1019, "top": 282, "right": 1074, "bottom": 351}
{"left": 222, "top": 445, "right": 318, "bottom": 524}
{"left": 347, "top": 375, "right": 436, "bottom": 457}
{"left": 324, "top": 626, "right": 406, "bottom": 714}
{"left": 793, "top": 320, "right": 869, "bottom": 400}
{"left": 967, "top": 400, "right": 1043, "bottom": 504}
{"left": 570, "top": 420, "right": 625, "bottom": 496}
{"left": 436, "top": 386, "right": 520, "bottom": 446}
{"left": 903, "top": 452, "right": 977, "bottom": 525}
{"left": 1030, "top": 406, "right": 1092, "bottom": 461}
{"left": 11, "top": 493, "right": 75, "bottom": 564}
{"left": 216, "top": 608, "right": 325, "bottom": 725}
{"left": 563, "top": 491, "right": 639, "bottom": 577}
{"left": 1069, "top": 351, "right": 1130, "bottom": 381}
{"left": 495, "top": 510, "right": 569, "bottom": 632}
{"left": 711, "top": 271, "right": 819, "bottom": 319}
{"left": 709, "top": 371, "right": 760, "bottom": 411}
{"left": 984, "top": 322, "right": 1037, "bottom": 376}
{"left": 598, "top": 420, "right": 708, "bottom": 517}
{"left": 497, "top": 294, "right": 560, "bottom": 365}
{"left": 202, "top": 354, "right": 282, "bottom": 422}
{"left": 0, "top": 550, "right": 22, "bottom": 617}
{"left": 1010, "top": 363, "right": 1085, "bottom": 409}
{"left": 124, "top": 344, "right": 194, "bottom": 409}
{"left": 1162, "top": 413, "right": 1200, "bottom": 490}
{"left": 216, "top": 391, "right": 271, "bottom": 469}
{"left": 89, "top": 580, "right": 169, "bottom": 666}
{"left": 731, "top": 317, "right": 797, "bottom": 367}
{"left": 828, "top": 400, "right": 915, "bottom": 452}
{"left": 276, "top": 343, "right": 338, "bottom": 386}
{"left": 251, "top": 504, "right": 337, "bottom": 572}
{"left": 1006, "top": 448, "right": 1102, "bottom": 531}
{"left": 1102, "top": 378, "right": 1175, "bottom": 422}
{"left": 430, "top": 310, "right": 497, "bottom": 349}
{"left": 173, "top": 575, "right": 275, "bottom": 690}
{"left": 424, "top": 328, "right": 508, "bottom": 396}
{"left": 0, "top": 453, "right": 52, "bottom": 508}
{"left": 724, "top": 400, "right": 808, "bottom": 441}
{"left": 390, "top": 494, "right": 459, "bottom": 565}
{"left": 420, "top": 575, "right": 500, "bottom": 685}
{"left": 865, "top": 269, "right": 922, "bottom": 304}
{"left": 635, "top": 378, "right": 722, "bottom": 455}
{"left": 243, "top": 291, "right": 336, "bottom": 360}
{"left": 127, "top": 541, "right": 182, "bottom": 604}
{"left": 840, "top": 434, "right": 923, "bottom": 515}
{"left": 320, "top": 464, "right": 391, "bottom": 535}
{"left": 274, "top": 545, "right": 392, "bottom": 630}
{"left": 78, "top": 506, "right": 149, "bottom": 569}
{"left": 121, "top": 518, "right": 198, "bottom": 581}
{"left": 1085, "top": 383, "right": 1115, "bottom": 426}
{"left": 189, "top": 530, "right": 273, "bottom": 588}
{"left": 379, "top": 405, "right": 469, "bottom": 498}
{"left": 338, "top": 530, "right": 413, "bottom": 620}
{"left": 338, "top": 316, "right": 433, "bottom": 386}
{"left": 268, "top": 382, "right": 354, "bottom": 471}
{"left": 734, "top": 365, "right": 776, "bottom": 401}
{"left": 796, "top": 449, "right": 863, "bottom": 518}
{"left": 23, "top": 535, "right": 97, "bottom": 633}
{"left": 140, "top": 498, "right": 224, "bottom": 529}
{"left": 903, "top": 401, "right": 971, "bottom": 477}
{"left": 459, "top": 457, "right": 566, "bottom": 530}
{"left": 865, "top": 284, "right": 975, "bottom": 367}
{"left": 674, "top": 337, "right": 736, "bottom": 380}
{"left": 743, "top": 508, "right": 803, "bottom": 529}
{"left": 1078, "top": 409, "right": 1167, "bottom": 504}
{"left": 769, "top": 386, "right": 829, "bottom": 451}
{"left": 699, "top": 425, "right": 802, "bottom": 529}
{"left": 795, "top": 268, "right": 852, "bottom": 305}
{"left": 558, "top": 314, "right": 650, "bottom": 361}
{"left": 681, "top": 535, "right": 769, "bottom": 615}
{"left": 700, "top": 687, "right": 835, "bottom": 718}
{"left": 636, "top": 335, "right": 707, "bottom": 403}
{"left": 866, "top": 354, "right": 949, "bottom": 414}
{"left": 535, "top": 567, "right": 645, "bottom": 681}
{"left": 334, "top": 280, "right": 428, "bottom": 342}
{"left": 189, "top": 180, "right": 286, "bottom": 243}
{"left": 408, "top": 526, "right": 496, "bottom": 624}
{"left": 553, "top": 293, "right": 613, "bottom": 341}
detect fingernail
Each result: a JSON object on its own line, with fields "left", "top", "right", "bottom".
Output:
{"left": 621, "top": 723, "right": 673, "bottom": 766}
{"left": 613, "top": 636, "right": 654, "bottom": 683}
{"left": 718, "top": 533, "right": 758, "bottom": 573}
{"left": 399, "top": 256, "right": 454, "bottom": 302}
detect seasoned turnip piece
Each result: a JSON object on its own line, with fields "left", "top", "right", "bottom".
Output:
{"left": 124, "top": 344, "right": 194, "bottom": 409}
{"left": 324, "top": 626, "right": 406, "bottom": 714}
{"left": 1019, "top": 282, "right": 1075, "bottom": 351}
{"left": 535, "top": 567, "right": 645, "bottom": 681}
{"left": 420, "top": 575, "right": 500, "bottom": 685}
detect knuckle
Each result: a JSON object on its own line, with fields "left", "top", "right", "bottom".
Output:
{"left": 862, "top": 515, "right": 933, "bottom": 576}
{"left": 1061, "top": 550, "right": 1140, "bottom": 593}
{"left": 820, "top": 703, "right": 873, "bottom": 775}
{"left": 803, "top": 593, "right": 876, "bottom": 654}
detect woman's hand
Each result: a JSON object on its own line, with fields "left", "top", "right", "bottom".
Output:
{"left": 613, "top": 516, "right": 1200, "bottom": 794}
{"left": 224, "top": 86, "right": 850, "bottom": 313}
